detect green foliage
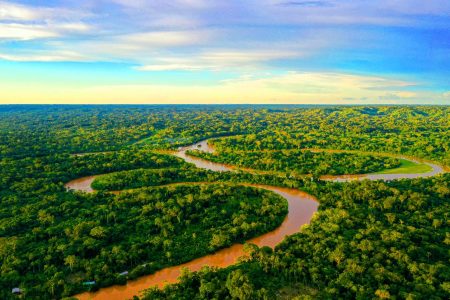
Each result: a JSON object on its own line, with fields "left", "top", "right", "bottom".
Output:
{"left": 91, "top": 167, "right": 212, "bottom": 191}
{"left": 0, "top": 151, "right": 185, "bottom": 238}
{"left": 375, "top": 159, "right": 432, "bottom": 174}
{"left": 90, "top": 165, "right": 322, "bottom": 192}
{"left": 187, "top": 149, "right": 400, "bottom": 176}
{"left": 1, "top": 106, "right": 448, "bottom": 165}
{"left": 143, "top": 175, "right": 450, "bottom": 299}
{"left": 0, "top": 183, "right": 287, "bottom": 299}
{"left": 205, "top": 106, "right": 450, "bottom": 166}
{"left": 0, "top": 105, "right": 265, "bottom": 158}
{"left": 1, "top": 105, "right": 448, "bottom": 300}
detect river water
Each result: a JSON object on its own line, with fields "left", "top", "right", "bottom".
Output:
{"left": 66, "top": 138, "right": 444, "bottom": 300}
{"left": 68, "top": 139, "right": 318, "bottom": 300}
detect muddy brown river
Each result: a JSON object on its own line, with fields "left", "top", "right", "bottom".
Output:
{"left": 66, "top": 138, "right": 445, "bottom": 300}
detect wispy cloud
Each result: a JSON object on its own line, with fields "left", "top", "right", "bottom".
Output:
{"left": 220, "top": 72, "right": 418, "bottom": 96}
{"left": 110, "top": 0, "right": 211, "bottom": 9}
{"left": 0, "top": 22, "right": 92, "bottom": 40}
{"left": 2, "top": 71, "right": 446, "bottom": 104}
{"left": 0, "top": 23, "right": 59, "bottom": 40}
{"left": 121, "top": 30, "right": 214, "bottom": 47}
{"left": 136, "top": 49, "right": 302, "bottom": 71}
{"left": 0, "top": 0, "right": 448, "bottom": 104}
{"left": 278, "top": 1, "right": 331, "bottom": 7}
{"left": 0, "top": 1, "right": 93, "bottom": 41}
{"left": 0, "top": 1, "right": 38, "bottom": 21}
{"left": 0, "top": 0, "right": 448, "bottom": 63}
{"left": 0, "top": 50, "right": 90, "bottom": 62}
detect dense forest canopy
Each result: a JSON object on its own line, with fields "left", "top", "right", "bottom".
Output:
{"left": 0, "top": 139, "right": 290, "bottom": 298}
{"left": 0, "top": 105, "right": 448, "bottom": 299}
{"left": 186, "top": 149, "right": 401, "bottom": 176}
{"left": 0, "top": 105, "right": 448, "bottom": 164}
{"left": 144, "top": 175, "right": 450, "bottom": 300}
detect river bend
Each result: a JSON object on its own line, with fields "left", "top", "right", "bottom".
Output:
{"left": 67, "top": 138, "right": 445, "bottom": 300}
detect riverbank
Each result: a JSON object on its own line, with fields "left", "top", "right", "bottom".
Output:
{"left": 68, "top": 137, "right": 447, "bottom": 299}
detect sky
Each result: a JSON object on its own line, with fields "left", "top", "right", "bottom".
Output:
{"left": 0, "top": 0, "right": 449, "bottom": 104}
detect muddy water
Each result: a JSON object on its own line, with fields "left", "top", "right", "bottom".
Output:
{"left": 173, "top": 140, "right": 446, "bottom": 182}
{"left": 68, "top": 138, "right": 446, "bottom": 300}
{"left": 174, "top": 139, "right": 233, "bottom": 172}
{"left": 65, "top": 175, "right": 96, "bottom": 193}
{"left": 69, "top": 139, "right": 318, "bottom": 300}
{"left": 75, "top": 185, "right": 317, "bottom": 300}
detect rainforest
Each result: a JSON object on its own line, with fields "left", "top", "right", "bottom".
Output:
{"left": 0, "top": 105, "right": 449, "bottom": 300}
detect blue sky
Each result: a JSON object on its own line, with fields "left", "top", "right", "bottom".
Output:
{"left": 0, "top": 0, "right": 449, "bottom": 104}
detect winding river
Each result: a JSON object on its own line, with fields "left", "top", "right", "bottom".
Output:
{"left": 67, "top": 139, "right": 446, "bottom": 300}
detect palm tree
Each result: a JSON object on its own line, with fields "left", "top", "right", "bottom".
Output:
{"left": 64, "top": 255, "right": 76, "bottom": 271}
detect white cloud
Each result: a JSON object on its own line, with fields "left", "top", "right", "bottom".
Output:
{"left": 0, "top": 1, "right": 38, "bottom": 21}
{"left": 201, "top": 50, "right": 300, "bottom": 64}
{"left": 56, "top": 22, "right": 92, "bottom": 33}
{"left": 0, "top": 23, "right": 59, "bottom": 40}
{"left": 0, "top": 22, "right": 93, "bottom": 41}
{"left": 0, "top": 1, "right": 91, "bottom": 21}
{"left": 136, "top": 64, "right": 207, "bottom": 71}
{"left": 177, "top": 0, "right": 211, "bottom": 9}
{"left": 0, "top": 1, "right": 93, "bottom": 41}
{"left": 136, "top": 49, "right": 302, "bottom": 71}
{"left": 110, "top": 0, "right": 210, "bottom": 9}
{"left": 4, "top": 71, "right": 438, "bottom": 104}
{"left": 220, "top": 72, "right": 417, "bottom": 95}
{"left": 80, "top": 72, "right": 443, "bottom": 104}
{"left": 147, "top": 16, "right": 202, "bottom": 29}
{"left": 121, "top": 30, "right": 213, "bottom": 47}
{"left": 0, "top": 50, "right": 90, "bottom": 62}
{"left": 0, "top": 0, "right": 447, "bottom": 98}
{"left": 45, "top": 29, "right": 219, "bottom": 63}
{"left": 109, "top": 0, "right": 147, "bottom": 8}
